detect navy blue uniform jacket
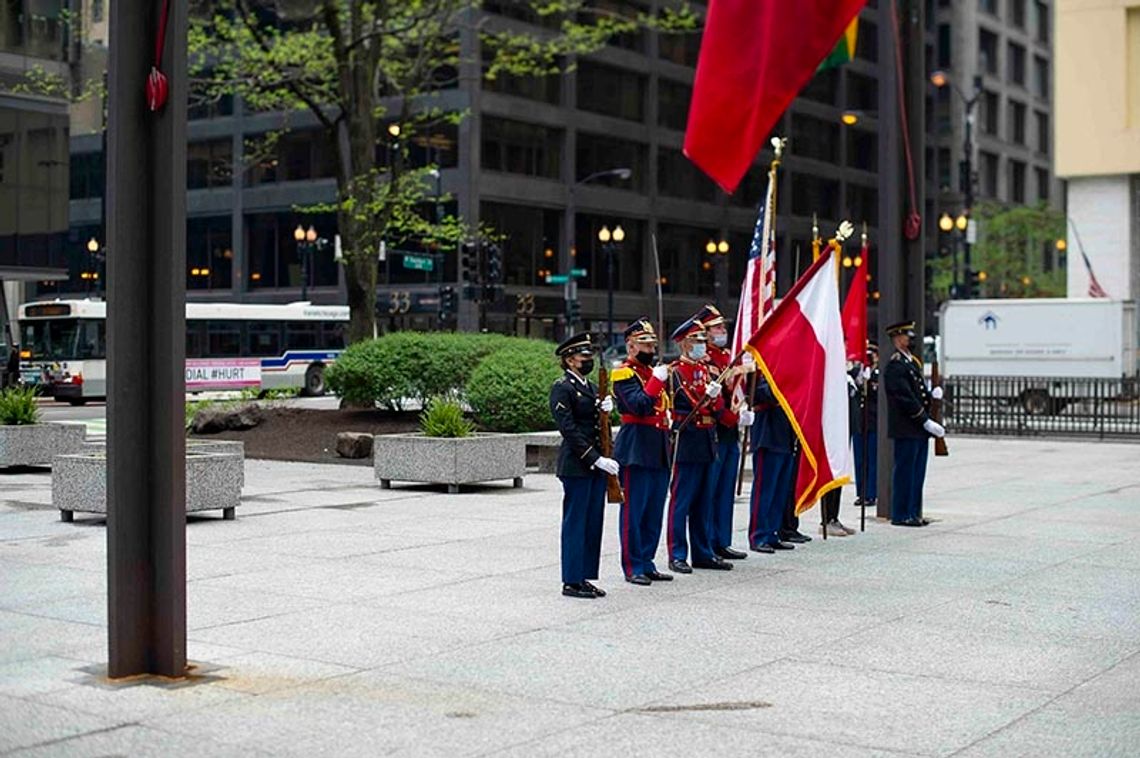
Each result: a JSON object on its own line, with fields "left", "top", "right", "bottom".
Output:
{"left": 550, "top": 370, "right": 601, "bottom": 477}
{"left": 750, "top": 376, "right": 795, "bottom": 452}
{"left": 612, "top": 360, "right": 670, "bottom": 470}
{"left": 884, "top": 351, "right": 931, "bottom": 439}
{"left": 669, "top": 359, "right": 720, "bottom": 464}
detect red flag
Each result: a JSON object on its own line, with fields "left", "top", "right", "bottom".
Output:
{"left": 841, "top": 237, "right": 869, "bottom": 361}
{"left": 684, "top": 0, "right": 867, "bottom": 193}
{"left": 747, "top": 253, "right": 852, "bottom": 514}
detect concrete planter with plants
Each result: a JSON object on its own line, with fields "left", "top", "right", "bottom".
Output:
{"left": 373, "top": 396, "right": 524, "bottom": 493}
{"left": 53, "top": 449, "right": 244, "bottom": 522}
{"left": 0, "top": 386, "right": 87, "bottom": 468}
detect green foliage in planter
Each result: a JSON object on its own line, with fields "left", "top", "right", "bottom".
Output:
{"left": 419, "top": 395, "right": 475, "bottom": 438}
{"left": 466, "top": 342, "right": 562, "bottom": 433}
{"left": 0, "top": 386, "right": 41, "bottom": 425}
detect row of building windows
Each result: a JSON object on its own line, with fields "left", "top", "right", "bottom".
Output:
{"left": 977, "top": 92, "right": 1050, "bottom": 154}
{"left": 977, "top": 29, "right": 1049, "bottom": 97}
{"left": 975, "top": 0, "right": 1051, "bottom": 45}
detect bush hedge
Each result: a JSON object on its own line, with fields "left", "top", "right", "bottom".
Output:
{"left": 0, "top": 385, "right": 40, "bottom": 425}
{"left": 466, "top": 341, "right": 562, "bottom": 433}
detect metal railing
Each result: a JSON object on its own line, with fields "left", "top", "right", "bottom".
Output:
{"left": 943, "top": 375, "right": 1140, "bottom": 440}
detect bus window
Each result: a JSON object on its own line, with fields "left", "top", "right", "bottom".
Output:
{"left": 76, "top": 320, "right": 106, "bottom": 359}
{"left": 320, "top": 322, "right": 346, "bottom": 350}
{"left": 186, "top": 320, "right": 206, "bottom": 359}
{"left": 285, "top": 321, "right": 318, "bottom": 350}
{"left": 206, "top": 321, "right": 243, "bottom": 357}
{"left": 20, "top": 320, "right": 81, "bottom": 360}
{"left": 248, "top": 322, "right": 283, "bottom": 357}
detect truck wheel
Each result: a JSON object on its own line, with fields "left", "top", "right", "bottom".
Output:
{"left": 302, "top": 364, "right": 326, "bottom": 397}
{"left": 1021, "top": 389, "right": 1052, "bottom": 416}
{"left": 67, "top": 398, "right": 88, "bottom": 407}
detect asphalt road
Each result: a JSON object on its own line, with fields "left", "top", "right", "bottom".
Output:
{"left": 36, "top": 395, "right": 341, "bottom": 434}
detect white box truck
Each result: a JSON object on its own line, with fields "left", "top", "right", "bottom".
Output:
{"left": 938, "top": 298, "right": 1139, "bottom": 415}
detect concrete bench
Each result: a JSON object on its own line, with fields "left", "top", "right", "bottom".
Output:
{"left": 519, "top": 432, "right": 562, "bottom": 473}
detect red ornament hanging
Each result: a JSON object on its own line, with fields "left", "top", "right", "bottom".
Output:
{"left": 146, "top": 0, "right": 172, "bottom": 112}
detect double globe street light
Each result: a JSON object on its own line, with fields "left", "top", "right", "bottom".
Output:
{"left": 597, "top": 223, "right": 626, "bottom": 349}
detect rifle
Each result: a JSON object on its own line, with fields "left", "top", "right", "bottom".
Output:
{"left": 931, "top": 359, "right": 949, "bottom": 457}
{"left": 597, "top": 363, "right": 625, "bottom": 503}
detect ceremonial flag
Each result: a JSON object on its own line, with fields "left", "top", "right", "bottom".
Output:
{"left": 746, "top": 252, "right": 852, "bottom": 514}
{"left": 684, "top": 0, "right": 867, "bottom": 193}
{"left": 840, "top": 234, "right": 869, "bottom": 361}
{"left": 731, "top": 166, "right": 777, "bottom": 358}
{"left": 818, "top": 18, "right": 859, "bottom": 72}
{"left": 1081, "top": 249, "right": 1109, "bottom": 298}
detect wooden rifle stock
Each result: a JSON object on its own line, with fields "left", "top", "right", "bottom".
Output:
{"left": 597, "top": 364, "right": 625, "bottom": 503}
{"left": 931, "top": 359, "right": 949, "bottom": 457}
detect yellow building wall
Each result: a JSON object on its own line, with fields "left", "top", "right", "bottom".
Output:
{"left": 1055, "top": 0, "right": 1140, "bottom": 177}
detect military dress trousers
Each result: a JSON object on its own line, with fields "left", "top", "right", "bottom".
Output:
{"left": 748, "top": 377, "right": 797, "bottom": 548}
{"left": 550, "top": 370, "right": 606, "bottom": 585}
{"left": 703, "top": 344, "right": 742, "bottom": 551}
{"left": 612, "top": 359, "right": 670, "bottom": 578}
{"left": 884, "top": 351, "right": 932, "bottom": 523}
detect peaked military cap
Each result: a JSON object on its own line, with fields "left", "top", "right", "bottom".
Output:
{"left": 624, "top": 318, "right": 658, "bottom": 343}
{"left": 867, "top": 341, "right": 879, "bottom": 354}
{"left": 556, "top": 331, "right": 595, "bottom": 358}
{"left": 885, "top": 320, "right": 916, "bottom": 338}
{"left": 693, "top": 303, "right": 726, "bottom": 328}
{"left": 670, "top": 317, "right": 707, "bottom": 344}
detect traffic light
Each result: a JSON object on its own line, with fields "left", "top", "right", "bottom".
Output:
{"left": 438, "top": 285, "right": 457, "bottom": 324}
{"left": 565, "top": 298, "right": 581, "bottom": 326}
{"left": 484, "top": 242, "right": 502, "bottom": 284}
{"left": 460, "top": 241, "right": 479, "bottom": 288}
{"left": 966, "top": 269, "right": 987, "bottom": 299}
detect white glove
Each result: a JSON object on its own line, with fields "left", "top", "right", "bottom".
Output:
{"left": 599, "top": 396, "right": 614, "bottom": 413}
{"left": 923, "top": 419, "right": 946, "bottom": 438}
{"left": 741, "top": 352, "right": 755, "bottom": 368}
{"left": 704, "top": 382, "right": 722, "bottom": 399}
{"left": 651, "top": 364, "right": 669, "bottom": 382}
{"left": 594, "top": 456, "right": 620, "bottom": 476}
{"left": 737, "top": 409, "right": 755, "bottom": 428}
{"left": 861, "top": 366, "right": 871, "bottom": 382}
{"left": 931, "top": 386, "right": 944, "bottom": 400}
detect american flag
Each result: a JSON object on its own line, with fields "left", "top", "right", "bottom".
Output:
{"left": 731, "top": 169, "right": 777, "bottom": 357}
{"left": 1081, "top": 249, "right": 1108, "bottom": 298}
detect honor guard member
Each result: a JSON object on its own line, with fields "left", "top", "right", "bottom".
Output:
{"left": 851, "top": 343, "right": 880, "bottom": 507}
{"left": 666, "top": 318, "right": 733, "bottom": 573}
{"left": 747, "top": 366, "right": 798, "bottom": 553}
{"left": 883, "top": 321, "right": 945, "bottom": 527}
{"left": 611, "top": 318, "right": 674, "bottom": 585}
{"left": 550, "top": 333, "right": 617, "bottom": 597}
{"left": 694, "top": 304, "right": 753, "bottom": 560}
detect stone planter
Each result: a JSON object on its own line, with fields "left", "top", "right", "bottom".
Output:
{"left": 79, "top": 439, "right": 246, "bottom": 487}
{"left": 0, "top": 423, "right": 87, "bottom": 468}
{"left": 373, "top": 433, "right": 525, "bottom": 493}
{"left": 53, "top": 450, "right": 243, "bottom": 522}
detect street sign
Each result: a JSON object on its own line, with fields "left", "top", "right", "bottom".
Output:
{"left": 966, "top": 219, "right": 978, "bottom": 245}
{"left": 570, "top": 267, "right": 588, "bottom": 278}
{"left": 546, "top": 274, "right": 569, "bottom": 284}
{"left": 402, "top": 254, "right": 434, "bottom": 271}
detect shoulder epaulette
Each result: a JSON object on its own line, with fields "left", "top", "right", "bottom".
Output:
{"left": 611, "top": 366, "right": 636, "bottom": 383}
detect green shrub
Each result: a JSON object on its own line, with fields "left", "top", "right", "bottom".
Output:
{"left": 0, "top": 385, "right": 40, "bottom": 425}
{"left": 419, "top": 395, "right": 475, "bottom": 438}
{"left": 466, "top": 341, "right": 562, "bottom": 433}
{"left": 325, "top": 337, "right": 413, "bottom": 409}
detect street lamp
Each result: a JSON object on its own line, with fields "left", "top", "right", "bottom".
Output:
{"left": 598, "top": 224, "right": 625, "bottom": 348}
{"left": 295, "top": 224, "right": 322, "bottom": 301}
{"left": 563, "top": 168, "right": 632, "bottom": 340}
{"left": 706, "top": 238, "right": 730, "bottom": 308}
{"left": 930, "top": 69, "right": 983, "bottom": 297}
{"left": 85, "top": 236, "right": 107, "bottom": 297}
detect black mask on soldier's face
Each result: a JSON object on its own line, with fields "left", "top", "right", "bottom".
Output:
{"left": 634, "top": 350, "right": 656, "bottom": 366}
{"left": 578, "top": 358, "right": 595, "bottom": 375}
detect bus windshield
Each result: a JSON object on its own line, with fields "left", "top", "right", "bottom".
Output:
{"left": 20, "top": 319, "right": 106, "bottom": 361}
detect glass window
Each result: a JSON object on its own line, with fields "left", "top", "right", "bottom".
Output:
{"left": 206, "top": 321, "right": 243, "bottom": 357}
{"left": 937, "top": 147, "right": 952, "bottom": 190}
{"left": 575, "top": 61, "right": 646, "bottom": 123}
{"left": 847, "top": 71, "right": 878, "bottom": 112}
{"left": 186, "top": 321, "right": 206, "bottom": 359}
{"left": 581, "top": 1, "right": 647, "bottom": 53}
{"left": 409, "top": 123, "right": 459, "bottom": 170}
{"left": 247, "top": 322, "right": 282, "bottom": 357}
{"left": 481, "top": 117, "right": 562, "bottom": 179}
{"left": 575, "top": 133, "right": 646, "bottom": 192}
{"left": 20, "top": 319, "right": 79, "bottom": 361}
{"left": 245, "top": 130, "right": 336, "bottom": 186}
{"left": 1009, "top": 160, "right": 1026, "bottom": 203}
{"left": 1011, "top": 0, "right": 1026, "bottom": 28}
{"left": 980, "top": 0, "right": 998, "bottom": 16}
{"left": 658, "top": 79, "right": 692, "bottom": 131}
{"left": 936, "top": 24, "right": 952, "bottom": 68}
{"left": 0, "top": 106, "right": 70, "bottom": 277}
{"left": 482, "top": 51, "right": 562, "bottom": 104}
{"left": 1033, "top": 56, "right": 1049, "bottom": 98}
{"left": 1035, "top": 111, "right": 1049, "bottom": 154}
{"left": 480, "top": 202, "right": 563, "bottom": 287}
{"left": 981, "top": 151, "right": 1000, "bottom": 197}
{"left": 1007, "top": 42, "right": 1026, "bottom": 86}
{"left": 187, "top": 216, "right": 233, "bottom": 291}
{"left": 845, "top": 184, "right": 878, "bottom": 226}
{"left": 285, "top": 322, "right": 318, "bottom": 350}
{"left": 658, "top": 29, "right": 701, "bottom": 67}
{"left": 856, "top": 20, "right": 877, "bottom": 62}
{"left": 1009, "top": 100, "right": 1026, "bottom": 144}
{"left": 188, "top": 139, "right": 233, "bottom": 190}
{"left": 69, "top": 152, "right": 104, "bottom": 200}
{"left": 245, "top": 212, "right": 337, "bottom": 289}
{"left": 655, "top": 223, "right": 716, "bottom": 296}
{"left": 657, "top": 148, "right": 718, "bottom": 203}
{"left": 981, "top": 90, "right": 1000, "bottom": 135}
{"left": 792, "top": 114, "right": 839, "bottom": 163}
{"left": 76, "top": 320, "right": 106, "bottom": 359}
{"left": 847, "top": 129, "right": 877, "bottom": 172}
{"left": 573, "top": 214, "right": 644, "bottom": 293}
{"left": 800, "top": 67, "right": 838, "bottom": 106}
{"left": 1035, "top": 1, "right": 1049, "bottom": 43}
{"left": 320, "top": 322, "right": 346, "bottom": 350}
{"left": 979, "top": 29, "right": 999, "bottom": 75}
{"left": 1036, "top": 167, "right": 1050, "bottom": 201}
{"left": 1, "top": 0, "right": 66, "bottom": 59}
{"left": 791, "top": 174, "right": 839, "bottom": 219}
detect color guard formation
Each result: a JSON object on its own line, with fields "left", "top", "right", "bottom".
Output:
{"left": 550, "top": 308, "right": 943, "bottom": 598}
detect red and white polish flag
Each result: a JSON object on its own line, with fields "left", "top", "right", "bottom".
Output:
{"left": 746, "top": 251, "right": 853, "bottom": 514}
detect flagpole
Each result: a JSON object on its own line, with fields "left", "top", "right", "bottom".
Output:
{"left": 860, "top": 224, "right": 869, "bottom": 534}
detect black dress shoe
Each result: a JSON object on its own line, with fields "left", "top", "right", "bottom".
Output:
{"left": 668, "top": 560, "right": 693, "bottom": 574}
{"left": 782, "top": 533, "right": 809, "bottom": 544}
{"left": 582, "top": 580, "right": 606, "bottom": 597}
{"left": 854, "top": 497, "right": 865, "bottom": 506}
{"left": 692, "top": 557, "right": 734, "bottom": 571}
{"left": 625, "top": 574, "right": 652, "bottom": 586}
{"left": 891, "top": 519, "right": 922, "bottom": 527}
{"left": 770, "top": 541, "right": 795, "bottom": 550}
{"left": 715, "top": 546, "right": 748, "bottom": 560}
{"left": 867, "top": 498, "right": 878, "bottom": 506}
{"left": 751, "top": 544, "right": 775, "bottom": 554}
{"left": 646, "top": 570, "right": 673, "bottom": 581}
{"left": 562, "top": 583, "right": 595, "bottom": 598}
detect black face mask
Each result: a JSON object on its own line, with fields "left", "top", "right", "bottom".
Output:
{"left": 634, "top": 351, "right": 656, "bottom": 366}
{"left": 578, "top": 359, "right": 595, "bottom": 375}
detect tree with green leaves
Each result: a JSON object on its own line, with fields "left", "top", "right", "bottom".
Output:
{"left": 190, "top": 0, "right": 696, "bottom": 343}
{"left": 929, "top": 202, "right": 1065, "bottom": 304}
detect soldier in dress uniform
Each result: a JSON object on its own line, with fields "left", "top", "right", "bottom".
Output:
{"left": 693, "top": 304, "right": 753, "bottom": 560}
{"left": 550, "top": 333, "right": 618, "bottom": 598}
{"left": 883, "top": 321, "right": 945, "bottom": 527}
{"left": 611, "top": 318, "right": 674, "bottom": 586}
{"left": 747, "top": 366, "right": 798, "bottom": 553}
{"left": 851, "top": 343, "right": 880, "bottom": 507}
{"left": 665, "top": 318, "right": 733, "bottom": 573}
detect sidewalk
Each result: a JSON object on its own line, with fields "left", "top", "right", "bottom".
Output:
{"left": 2, "top": 437, "right": 1138, "bottom": 756}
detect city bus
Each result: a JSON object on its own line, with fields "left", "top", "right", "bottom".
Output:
{"left": 18, "top": 300, "right": 349, "bottom": 403}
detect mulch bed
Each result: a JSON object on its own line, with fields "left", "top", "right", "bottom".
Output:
{"left": 193, "top": 406, "right": 420, "bottom": 465}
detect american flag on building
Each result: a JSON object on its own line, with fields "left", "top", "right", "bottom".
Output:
{"left": 731, "top": 171, "right": 777, "bottom": 357}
